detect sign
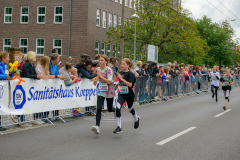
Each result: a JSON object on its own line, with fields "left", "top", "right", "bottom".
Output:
{"left": 147, "top": 44, "right": 158, "bottom": 62}
{"left": 7, "top": 78, "right": 98, "bottom": 115}
{"left": 0, "top": 81, "right": 10, "bottom": 115}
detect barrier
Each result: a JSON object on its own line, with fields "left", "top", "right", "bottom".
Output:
{"left": 133, "top": 75, "right": 240, "bottom": 104}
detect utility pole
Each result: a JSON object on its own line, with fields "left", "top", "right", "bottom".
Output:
{"left": 119, "top": 0, "right": 125, "bottom": 68}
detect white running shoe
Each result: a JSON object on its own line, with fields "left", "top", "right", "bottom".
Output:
{"left": 32, "top": 120, "right": 43, "bottom": 125}
{"left": 91, "top": 126, "right": 100, "bottom": 134}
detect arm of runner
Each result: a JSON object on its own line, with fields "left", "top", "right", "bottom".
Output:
{"left": 118, "top": 74, "right": 132, "bottom": 88}
{"left": 97, "top": 71, "right": 112, "bottom": 85}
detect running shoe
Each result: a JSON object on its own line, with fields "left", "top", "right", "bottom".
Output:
{"left": 134, "top": 116, "right": 140, "bottom": 129}
{"left": 228, "top": 98, "right": 229, "bottom": 102}
{"left": 216, "top": 97, "right": 218, "bottom": 102}
{"left": 223, "top": 106, "right": 226, "bottom": 111}
{"left": 212, "top": 94, "right": 214, "bottom": 98}
{"left": 113, "top": 126, "right": 122, "bottom": 134}
{"left": 91, "top": 126, "right": 100, "bottom": 134}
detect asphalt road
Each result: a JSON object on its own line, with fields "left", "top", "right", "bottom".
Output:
{"left": 0, "top": 87, "right": 240, "bottom": 160}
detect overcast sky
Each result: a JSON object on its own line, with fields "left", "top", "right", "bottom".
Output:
{"left": 182, "top": 0, "right": 240, "bottom": 40}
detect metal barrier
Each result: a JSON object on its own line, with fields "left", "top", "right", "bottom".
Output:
{"left": 133, "top": 75, "right": 240, "bottom": 104}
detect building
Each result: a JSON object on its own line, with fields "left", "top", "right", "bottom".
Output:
{"left": 1, "top": 0, "right": 180, "bottom": 59}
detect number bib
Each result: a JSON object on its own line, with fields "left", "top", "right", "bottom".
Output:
{"left": 99, "top": 83, "right": 108, "bottom": 92}
{"left": 212, "top": 77, "right": 217, "bottom": 80}
{"left": 119, "top": 86, "right": 129, "bottom": 94}
{"left": 223, "top": 82, "right": 229, "bottom": 86}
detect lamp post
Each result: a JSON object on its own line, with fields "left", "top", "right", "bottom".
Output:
{"left": 132, "top": 12, "right": 139, "bottom": 65}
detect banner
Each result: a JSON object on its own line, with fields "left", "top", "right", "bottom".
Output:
{"left": 0, "top": 81, "right": 10, "bottom": 115}
{"left": 8, "top": 78, "right": 97, "bottom": 115}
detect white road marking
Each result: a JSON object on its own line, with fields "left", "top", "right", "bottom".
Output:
{"left": 214, "top": 109, "right": 231, "bottom": 118}
{"left": 156, "top": 127, "right": 197, "bottom": 145}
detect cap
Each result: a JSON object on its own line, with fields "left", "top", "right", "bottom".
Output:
{"left": 93, "top": 60, "right": 99, "bottom": 65}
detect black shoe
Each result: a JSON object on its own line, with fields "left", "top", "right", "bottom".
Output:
{"left": 113, "top": 126, "right": 122, "bottom": 134}
{"left": 216, "top": 98, "right": 218, "bottom": 102}
{"left": 228, "top": 98, "right": 229, "bottom": 102}
{"left": 223, "top": 106, "right": 226, "bottom": 111}
{"left": 134, "top": 117, "right": 140, "bottom": 129}
{"left": 0, "top": 127, "right": 6, "bottom": 131}
{"left": 212, "top": 94, "right": 214, "bottom": 98}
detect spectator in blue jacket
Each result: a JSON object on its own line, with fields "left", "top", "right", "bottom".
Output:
{"left": 0, "top": 51, "right": 11, "bottom": 131}
{"left": 49, "top": 53, "right": 66, "bottom": 80}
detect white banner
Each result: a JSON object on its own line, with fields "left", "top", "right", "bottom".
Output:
{"left": 0, "top": 81, "right": 10, "bottom": 115}
{"left": 8, "top": 78, "right": 97, "bottom": 115}
{"left": 147, "top": 44, "right": 158, "bottom": 62}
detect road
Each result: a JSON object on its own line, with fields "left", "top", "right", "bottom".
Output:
{"left": 0, "top": 87, "right": 240, "bottom": 160}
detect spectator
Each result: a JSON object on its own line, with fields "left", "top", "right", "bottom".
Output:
{"left": 71, "top": 67, "right": 81, "bottom": 83}
{"left": 91, "top": 60, "right": 99, "bottom": 74}
{"left": 21, "top": 51, "right": 46, "bottom": 79}
{"left": 59, "top": 62, "right": 81, "bottom": 86}
{"left": 147, "top": 62, "right": 160, "bottom": 100}
{"left": 49, "top": 53, "right": 66, "bottom": 80}
{"left": 133, "top": 61, "right": 142, "bottom": 102}
{"left": 139, "top": 63, "right": 149, "bottom": 102}
{"left": 158, "top": 66, "right": 164, "bottom": 98}
{"left": 36, "top": 56, "right": 55, "bottom": 79}
{"left": 19, "top": 55, "right": 27, "bottom": 71}
{"left": 0, "top": 51, "right": 11, "bottom": 131}
{"left": 110, "top": 57, "right": 118, "bottom": 77}
{"left": 95, "top": 54, "right": 101, "bottom": 60}
{"left": 130, "top": 61, "right": 139, "bottom": 77}
{"left": 74, "top": 60, "right": 97, "bottom": 79}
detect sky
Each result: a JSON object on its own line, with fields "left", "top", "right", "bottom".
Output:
{"left": 182, "top": 0, "right": 240, "bottom": 40}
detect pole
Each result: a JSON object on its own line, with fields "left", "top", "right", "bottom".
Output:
{"left": 134, "top": 13, "right": 136, "bottom": 65}
{"left": 120, "top": 0, "right": 125, "bottom": 68}
{"left": 68, "top": 0, "right": 72, "bottom": 60}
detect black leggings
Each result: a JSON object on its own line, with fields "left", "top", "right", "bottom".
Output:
{"left": 96, "top": 96, "right": 114, "bottom": 126}
{"left": 211, "top": 86, "right": 218, "bottom": 98}
{"left": 116, "top": 94, "right": 135, "bottom": 118}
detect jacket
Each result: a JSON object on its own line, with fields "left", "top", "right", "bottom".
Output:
{"left": 74, "top": 63, "right": 97, "bottom": 79}
{"left": 49, "top": 61, "right": 61, "bottom": 76}
{"left": 147, "top": 65, "right": 159, "bottom": 77}
{"left": 21, "top": 60, "right": 38, "bottom": 79}
{"left": 0, "top": 61, "right": 8, "bottom": 80}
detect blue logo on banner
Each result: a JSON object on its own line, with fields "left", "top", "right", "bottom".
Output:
{"left": 13, "top": 85, "right": 26, "bottom": 109}
{"left": 0, "top": 85, "right": 4, "bottom": 99}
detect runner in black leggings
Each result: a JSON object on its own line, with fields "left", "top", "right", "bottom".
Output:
{"left": 219, "top": 69, "right": 234, "bottom": 111}
{"left": 92, "top": 55, "right": 115, "bottom": 134}
{"left": 114, "top": 58, "right": 139, "bottom": 134}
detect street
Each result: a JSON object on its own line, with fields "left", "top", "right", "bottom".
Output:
{"left": 0, "top": 87, "right": 240, "bottom": 160}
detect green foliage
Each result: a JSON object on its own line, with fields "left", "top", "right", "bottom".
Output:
{"left": 106, "top": 0, "right": 208, "bottom": 65}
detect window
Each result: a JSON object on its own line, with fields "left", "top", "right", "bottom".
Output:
{"left": 4, "top": 7, "right": 12, "bottom": 23}
{"left": 20, "top": 7, "right": 29, "bottom": 23}
{"left": 54, "top": 6, "right": 63, "bottom": 24}
{"left": 37, "top": 7, "right": 46, "bottom": 23}
{"left": 118, "top": 46, "right": 120, "bottom": 58}
{"left": 130, "top": 0, "right": 133, "bottom": 8}
{"left": 53, "top": 39, "right": 62, "bottom": 55}
{"left": 3, "top": 38, "right": 11, "bottom": 52}
{"left": 114, "top": 15, "right": 118, "bottom": 28}
{"left": 20, "top": 39, "right": 28, "bottom": 54}
{"left": 125, "top": 0, "right": 128, "bottom": 7}
{"left": 95, "top": 41, "right": 99, "bottom": 55}
{"left": 120, "top": 0, "right": 122, "bottom": 4}
{"left": 101, "top": 42, "right": 105, "bottom": 55}
{"left": 109, "top": 13, "right": 112, "bottom": 28}
{"left": 115, "top": 0, "right": 118, "bottom": 3}
{"left": 96, "top": 9, "right": 100, "bottom": 27}
{"left": 107, "top": 43, "right": 111, "bottom": 57}
{"left": 113, "top": 44, "right": 116, "bottom": 57}
{"left": 36, "top": 39, "right": 44, "bottom": 55}
{"left": 103, "top": 11, "right": 106, "bottom": 28}
{"left": 119, "top": 16, "right": 121, "bottom": 26}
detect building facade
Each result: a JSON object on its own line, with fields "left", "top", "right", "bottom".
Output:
{"left": 1, "top": 0, "right": 180, "bottom": 59}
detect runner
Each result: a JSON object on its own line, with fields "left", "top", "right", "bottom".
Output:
{"left": 114, "top": 58, "right": 140, "bottom": 134}
{"left": 209, "top": 66, "right": 220, "bottom": 102}
{"left": 91, "top": 55, "right": 115, "bottom": 134}
{"left": 219, "top": 69, "right": 234, "bottom": 111}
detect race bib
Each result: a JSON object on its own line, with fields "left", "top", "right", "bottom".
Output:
{"left": 119, "top": 86, "right": 129, "bottom": 94}
{"left": 99, "top": 83, "right": 108, "bottom": 92}
{"left": 223, "top": 82, "right": 229, "bottom": 86}
{"left": 212, "top": 77, "right": 217, "bottom": 80}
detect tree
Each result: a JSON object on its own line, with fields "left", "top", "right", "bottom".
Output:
{"left": 195, "top": 16, "right": 238, "bottom": 67}
{"left": 106, "top": 0, "right": 208, "bottom": 65}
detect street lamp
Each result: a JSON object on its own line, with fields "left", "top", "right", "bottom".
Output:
{"left": 132, "top": 12, "right": 139, "bottom": 65}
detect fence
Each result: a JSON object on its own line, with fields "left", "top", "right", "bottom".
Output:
{"left": 133, "top": 75, "right": 240, "bottom": 104}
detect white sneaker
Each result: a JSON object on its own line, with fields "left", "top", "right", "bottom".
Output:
{"left": 91, "top": 126, "right": 100, "bottom": 134}
{"left": 20, "top": 123, "right": 32, "bottom": 127}
{"left": 40, "top": 120, "right": 45, "bottom": 124}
